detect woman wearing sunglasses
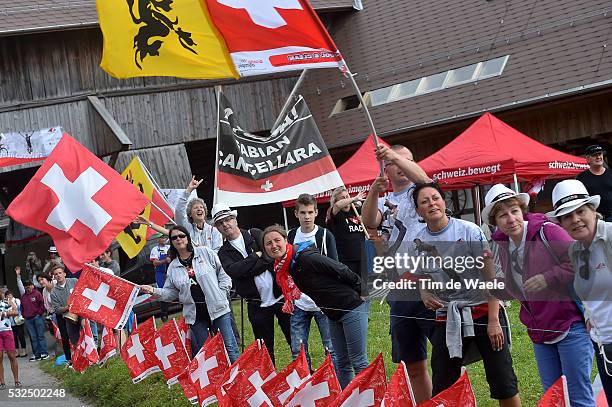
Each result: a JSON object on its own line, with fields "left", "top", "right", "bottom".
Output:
{"left": 484, "top": 183, "right": 595, "bottom": 407}
{"left": 414, "top": 182, "right": 520, "bottom": 406}
{"left": 548, "top": 179, "right": 612, "bottom": 404}
{"left": 140, "top": 225, "right": 239, "bottom": 362}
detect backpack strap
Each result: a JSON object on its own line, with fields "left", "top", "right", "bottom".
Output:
{"left": 322, "top": 228, "right": 328, "bottom": 257}
{"left": 539, "top": 222, "right": 561, "bottom": 265}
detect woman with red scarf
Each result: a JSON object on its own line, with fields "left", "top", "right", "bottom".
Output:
{"left": 262, "top": 224, "right": 369, "bottom": 388}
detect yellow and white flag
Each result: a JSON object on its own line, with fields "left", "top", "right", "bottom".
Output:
{"left": 96, "top": 0, "right": 239, "bottom": 79}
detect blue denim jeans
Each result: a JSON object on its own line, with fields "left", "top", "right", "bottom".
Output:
{"left": 328, "top": 301, "right": 369, "bottom": 388}
{"left": 25, "top": 315, "right": 48, "bottom": 357}
{"left": 290, "top": 307, "right": 337, "bottom": 371}
{"left": 533, "top": 322, "right": 595, "bottom": 407}
{"left": 190, "top": 312, "right": 239, "bottom": 363}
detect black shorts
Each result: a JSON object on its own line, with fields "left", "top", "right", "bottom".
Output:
{"left": 430, "top": 309, "right": 519, "bottom": 400}
{"left": 389, "top": 300, "right": 436, "bottom": 364}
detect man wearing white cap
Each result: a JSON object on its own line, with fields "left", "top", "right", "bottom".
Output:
{"left": 42, "top": 246, "right": 63, "bottom": 275}
{"left": 577, "top": 145, "right": 612, "bottom": 222}
{"left": 214, "top": 203, "right": 291, "bottom": 365}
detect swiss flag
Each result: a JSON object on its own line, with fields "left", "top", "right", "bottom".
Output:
{"left": 381, "top": 362, "right": 416, "bottom": 407}
{"left": 537, "top": 376, "right": 571, "bottom": 407}
{"left": 177, "top": 316, "right": 192, "bottom": 358}
{"left": 68, "top": 264, "right": 139, "bottom": 330}
{"left": 417, "top": 369, "right": 476, "bottom": 407}
{"left": 261, "top": 345, "right": 311, "bottom": 406}
{"left": 189, "top": 333, "right": 231, "bottom": 407}
{"left": 177, "top": 369, "right": 200, "bottom": 405}
{"left": 284, "top": 353, "right": 341, "bottom": 407}
{"left": 5, "top": 134, "right": 149, "bottom": 272}
{"left": 205, "top": 0, "right": 343, "bottom": 76}
{"left": 72, "top": 319, "right": 99, "bottom": 373}
{"left": 153, "top": 319, "right": 191, "bottom": 385}
{"left": 330, "top": 353, "right": 387, "bottom": 407}
{"left": 98, "top": 325, "right": 117, "bottom": 366}
{"left": 216, "top": 340, "right": 276, "bottom": 407}
{"left": 120, "top": 317, "right": 160, "bottom": 383}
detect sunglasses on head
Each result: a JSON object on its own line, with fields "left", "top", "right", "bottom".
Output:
{"left": 170, "top": 234, "right": 188, "bottom": 241}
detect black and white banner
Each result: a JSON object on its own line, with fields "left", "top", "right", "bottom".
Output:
{"left": 0, "top": 126, "right": 63, "bottom": 168}
{"left": 215, "top": 93, "right": 342, "bottom": 206}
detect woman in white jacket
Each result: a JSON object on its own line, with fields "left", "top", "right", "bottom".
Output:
{"left": 140, "top": 225, "right": 238, "bottom": 362}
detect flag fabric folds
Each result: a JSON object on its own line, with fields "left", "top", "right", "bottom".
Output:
{"left": 537, "top": 376, "right": 571, "bottom": 407}
{"left": 152, "top": 319, "right": 191, "bottom": 385}
{"left": 381, "top": 361, "right": 416, "bottom": 407}
{"left": 215, "top": 93, "right": 343, "bottom": 206}
{"left": 117, "top": 156, "right": 174, "bottom": 258}
{"left": 120, "top": 317, "right": 160, "bottom": 383}
{"left": 72, "top": 320, "right": 99, "bottom": 373}
{"left": 417, "top": 369, "right": 476, "bottom": 407}
{"left": 284, "top": 353, "right": 341, "bottom": 407}
{"left": 6, "top": 134, "right": 149, "bottom": 272}
{"left": 189, "top": 332, "right": 231, "bottom": 407}
{"left": 261, "top": 345, "right": 311, "bottom": 406}
{"left": 96, "top": 0, "right": 342, "bottom": 79}
{"left": 68, "top": 264, "right": 140, "bottom": 330}
{"left": 99, "top": 325, "right": 118, "bottom": 366}
{"left": 330, "top": 353, "right": 387, "bottom": 407}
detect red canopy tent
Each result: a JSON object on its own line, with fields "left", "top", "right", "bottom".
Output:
{"left": 282, "top": 134, "right": 390, "bottom": 207}
{"left": 418, "top": 112, "right": 588, "bottom": 190}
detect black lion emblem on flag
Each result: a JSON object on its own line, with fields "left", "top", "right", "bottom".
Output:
{"left": 127, "top": 0, "right": 198, "bottom": 69}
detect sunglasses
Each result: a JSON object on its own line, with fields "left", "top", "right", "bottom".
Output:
{"left": 579, "top": 249, "right": 590, "bottom": 279}
{"left": 170, "top": 234, "right": 188, "bottom": 241}
{"left": 510, "top": 249, "right": 523, "bottom": 275}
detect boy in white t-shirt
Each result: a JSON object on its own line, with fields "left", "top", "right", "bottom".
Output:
{"left": 286, "top": 193, "right": 338, "bottom": 371}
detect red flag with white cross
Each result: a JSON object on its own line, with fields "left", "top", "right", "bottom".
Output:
{"left": 330, "top": 353, "right": 387, "bottom": 407}
{"left": 216, "top": 340, "right": 276, "bottom": 407}
{"left": 98, "top": 325, "right": 117, "bottom": 366}
{"left": 205, "top": 0, "right": 343, "bottom": 77}
{"left": 261, "top": 344, "right": 310, "bottom": 406}
{"left": 5, "top": 133, "right": 149, "bottom": 272}
{"left": 178, "top": 369, "right": 200, "bottom": 405}
{"left": 153, "top": 319, "right": 191, "bottom": 386}
{"left": 72, "top": 319, "right": 99, "bottom": 373}
{"left": 284, "top": 353, "right": 341, "bottom": 407}
{"left": 537, "top": 376, "right": 571, "bottom": 407}
{"left": 188, "top": 332, "right": 231, "bottom": 407}
{"left": 120, "top": 317, "right": 160, "bottom": 383}
{"left": 381, "top": 361, "right": 416, "bottom": 407}
{"left": 417, "top": 369, "right": 476, "bottom": 407}
{"left": 68, "top": 264, "right": 139, "bottom": 330}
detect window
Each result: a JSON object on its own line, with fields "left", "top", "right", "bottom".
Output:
{"left": 446, "top": 63, "right": 480, "bottom": 86}
{"left": 478, "top": 55, "right": 509, "bottom": 79}
{"left": 417, "top": 72, "right": 447, "bottom": 93}
{"left": 330, "top": 55, "right": 509, "bottom": 114}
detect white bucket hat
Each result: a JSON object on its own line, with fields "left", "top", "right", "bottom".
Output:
{"left": 481, "top": 184, "right": 530, "bottom": 224}
{"left": 48, "top": 246, "right": 58, "bottom": 253}
{"left": 211, "top": 203, "right": 238, "bottom": 224}
{"left": 545, "top": 179, "right": 600, "bottom": 222}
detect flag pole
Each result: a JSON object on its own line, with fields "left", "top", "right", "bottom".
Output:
{"left": 272, "top": 69, "right": 308, "bottom": 130}
{"left": 342, "top": 63, "right": 384, "bottom": 175}
{"left": 150, "top": 201, "right": 177, "bottom": 225}
{"left": 213, "top": 86, "right": 223, "bottom": 205}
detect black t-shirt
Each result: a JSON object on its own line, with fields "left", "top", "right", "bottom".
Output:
{"left": 327, "top": 209, "right": 365, "bottom": 263}
{"left": 577, "top": 169, "right": 612, "bottom": 217}
{"left": 179, "top": 254, "right": 211, "bottom": 323}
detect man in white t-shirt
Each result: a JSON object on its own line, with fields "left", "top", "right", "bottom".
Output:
{"left": 287, "top": 193, "right": 338, "bottom": 371}
{"left": 361, "top": 144, "right": 434, "bottom": 403}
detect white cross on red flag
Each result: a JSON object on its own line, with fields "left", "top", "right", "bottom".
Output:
{"left": 120, "top": 317, "right": 160, "bottom": 383}
{"left": 99, "top": 325, "right": 117, "bottom": 366}
{"left": 380, "top": 361, "right": 416, "bottom": 407}
{"left": 177, "top": 369, "right": 200, "bottom": 405}
{"left": 216, "top": 340, "right": 276, "bottom": 407}
{"left": 72, "top": 319, "right": 99, "bottom": 373}
{"left": 153, "top": 319, "right": 191, "bottom": 386}
{"left": 284, "top": 353, "right": 341, "bottom": 407}
{"left": 68, "top": 264, "right": 139, "bottom": 330}
{"left": 330, "top": 353, "right": 386, "bottom": 407}
{"left": 188, "top": 332, "right": 231, "bottom": 407}
{"left": 537, "top": 375, "right": 571, "bottom": 407}
{"left": 261, "top": 344, "right": 311, "bottom": 406}
{"left": 5, "top": 133, "right": 149, "bottom": 272}
{"left": 417, "top": 369, "right": 476, "bottom": 407}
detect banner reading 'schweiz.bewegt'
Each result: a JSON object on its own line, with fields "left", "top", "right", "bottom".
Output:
{"left": 215, "top": 93, "right": 343, "bottom": 207}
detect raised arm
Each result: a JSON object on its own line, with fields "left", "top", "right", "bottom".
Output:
{"left": 176, "top": 176, "right": 202, "bottom": 228}
{"left": 332, "top": 190, "right": 366, "bottom": 216}
{"left": 362, "top": 176, "right": 388, "bottom": 228}
{"left": 375, "top": 145, "right": 430, "bottom": 184}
